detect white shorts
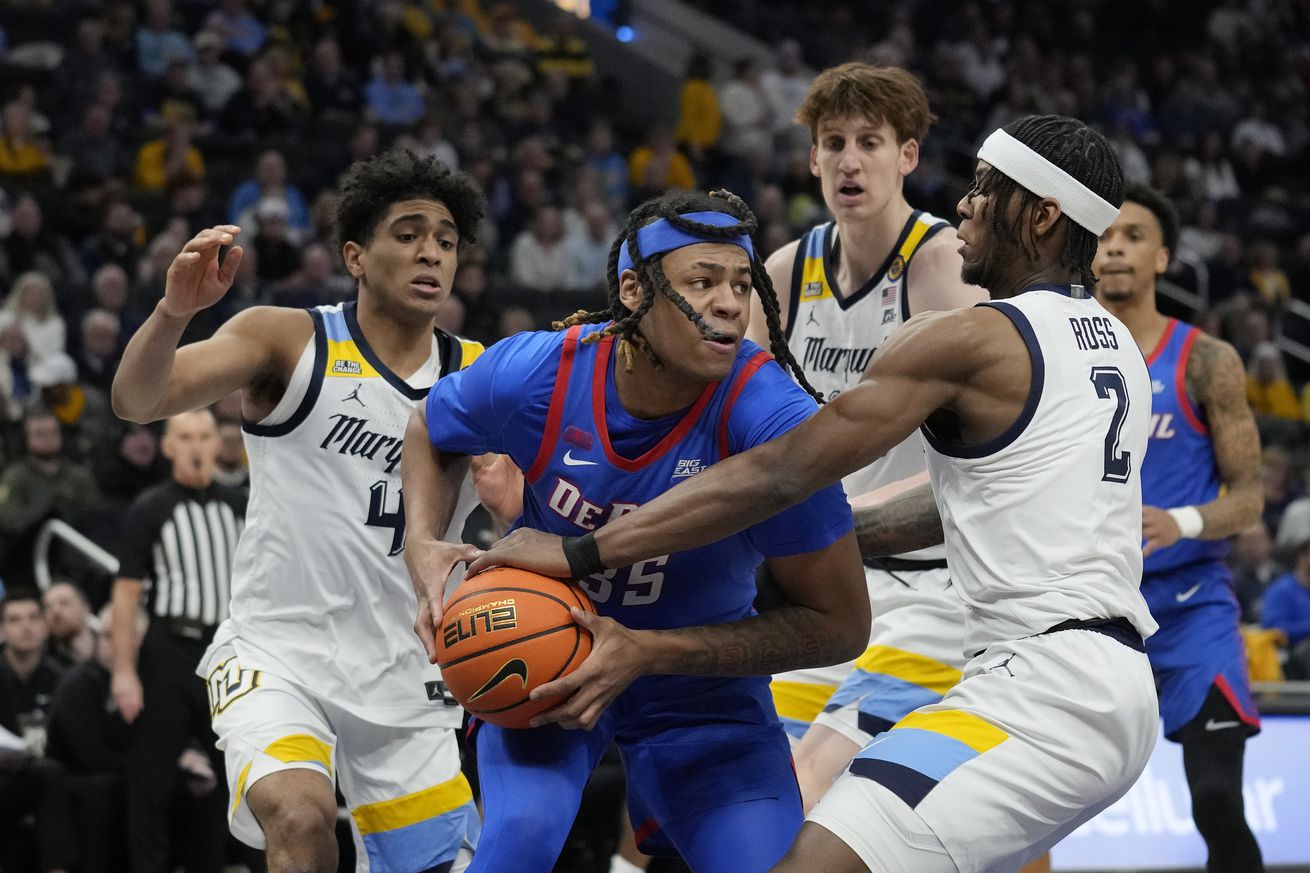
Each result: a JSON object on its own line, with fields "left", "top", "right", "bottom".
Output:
{"left": 204, "top": 644, "right": 479, "bottom": 872}
{"left": 772, "top": 565, "right": 965, "bottom": 742}
{"left": 809, "top": 628, "right": 1158, "bottom": 873}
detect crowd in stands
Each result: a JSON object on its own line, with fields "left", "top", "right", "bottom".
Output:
{"left": 0, "top": 0, "right": 1309, "bottom": 868}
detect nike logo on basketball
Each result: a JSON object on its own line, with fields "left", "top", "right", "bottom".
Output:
{"left": 469, "top": 658, "right": 529, "bottom": 701}
{"left": 563, "top": 451, "right": 597, "bottom": 466}
{"left": 1205, "top": 719, "right": 1241, "bottom": 731}
{"left": 1175, "top": 583, "right": 1203, "bottom": 603}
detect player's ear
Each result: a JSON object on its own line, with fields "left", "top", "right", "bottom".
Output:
{"left": 1155, "top": 245, "right": 1170, "bottom": 277}
{"left": 342, "top": 241, "right": 365, "bottom": 279}
{"left": 618, "top": 269, "right": 643, "bottom": 313}
{"left": 899, "top": 138, "right": 920, "bottom": 176}
{"left": 809, "top": 144, "right": 820, "bottom": 178}
{"left": 1030, "top": 197, "right": 1064, "bottom": 239}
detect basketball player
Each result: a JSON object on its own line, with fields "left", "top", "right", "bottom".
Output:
{"left": 753, "top": 61, "right": 989, "bottom": 813}
{"left": 403, "top": 189, "right": 869, "bottom": 873}
{"left": 1093, "top": 185, "right": 1264, "bottom": 873}
{"left": 112, "top": 152, "right": 487, "bottom": 873}
{"left": 470, "top": 116, "right": 1161, "bottom": 872}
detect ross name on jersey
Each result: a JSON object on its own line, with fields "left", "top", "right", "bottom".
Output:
{"left": 802, "top": 336, "right": 876, "bottom": 376}
{"left": 547, "top": 477, "right": 640, "bottom": 531}
{"left": 321, "top": 413, "right": 404, "bottom": 474}
{"left": 1068, "top": 316, "right": 1120, "bottom": 351}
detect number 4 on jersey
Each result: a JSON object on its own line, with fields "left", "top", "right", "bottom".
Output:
{"left": 367, "top": 480, "right": 406, "bottom": 555}
{"left": 1090, "top": 367, "right": 1132, "bottom": 483}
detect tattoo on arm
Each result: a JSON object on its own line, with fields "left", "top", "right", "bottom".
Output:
{"left": 854, "top": 483, "right": 944, "bottom": 557}
{"left": 657, "top": 605, "right": 838, "bottom": 676}
{"left": 1185, "top": 334, "right": 1263, "bottom": 538}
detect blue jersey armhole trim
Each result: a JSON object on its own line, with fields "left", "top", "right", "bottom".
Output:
{"left": 243, "top": 308, "right": 327, "bottom": 438}
{"left": 344, "top": 301, "right": 431, "bottom": 401}
{"left": 920, "top": 300, "right": 1044, "bottom": 459}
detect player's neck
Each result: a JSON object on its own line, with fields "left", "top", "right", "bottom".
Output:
{"left": 1101, "top": 291, "right": 1169, "bottom": 354}
{"left": 833, "top": 200, "right": 913, "bottom": 287}
{"left": 989, "top": 264, "right": 1078, "bottom": 300}
{"left": 354, "top": 295, "right": 437, "bottom": 378}
{"left": 612, "top": 345, "right": 704, "bottom": 420}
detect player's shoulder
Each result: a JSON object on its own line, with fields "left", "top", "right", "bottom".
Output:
{"left": 764, "top": 237, "right": 804, "bottom": 276}
{"left": 1184, "top": 327, "right": 1245, "bottom": 401}
{"left": 726, "top": 339, "right": 819, "bottom": 416}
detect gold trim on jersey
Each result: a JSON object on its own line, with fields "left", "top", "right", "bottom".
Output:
{"left": 325, "top": 339, "right": 383, "bottom": 379}
{"left": 795, "top": 212, "right": 944, "bottom": 308}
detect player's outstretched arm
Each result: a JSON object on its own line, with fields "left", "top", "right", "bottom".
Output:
{"left": 528, "top": 532, "right": 869, "bottom": 731}
{"left": 853, "top": 480, "right": 943, "bottom": 558}
{"left": 1142, "top": 334, "right": 1263, "bottom": 555}
{"left": 467, "top": 311, "right": 972, "bottom": 579}
{"left": 401, "top": 406, "right": 479, "bottom": 663}
{"left": 112, "top": 226, "right": 305, "bottom": 422}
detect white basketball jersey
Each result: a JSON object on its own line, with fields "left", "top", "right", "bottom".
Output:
{"left": 789, "top": 212, "right": 950, "bottom": 559}
{"left": 921, "top": 287, "right": 1158, "bottom": 655}
{"left": 210, "top": 302, "right": 484, "bottom": 728}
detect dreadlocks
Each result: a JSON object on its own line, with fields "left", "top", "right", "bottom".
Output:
{"left": 554, "top": 189, "right": 824, "bottom": 403}
{"left": 973, "top": 115, "right": 1124, "bottom": 287}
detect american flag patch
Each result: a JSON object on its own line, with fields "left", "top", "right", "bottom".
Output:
{"left": 881, "top": 286, "right": 896, "bottom": 305}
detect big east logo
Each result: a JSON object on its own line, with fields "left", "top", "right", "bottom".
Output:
{"left": 442, "top": 599, "right": 518, "bottom": 648}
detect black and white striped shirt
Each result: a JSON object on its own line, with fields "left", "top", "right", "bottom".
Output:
{"left": 118, "top": 480, "right": 246, "bottom": 629}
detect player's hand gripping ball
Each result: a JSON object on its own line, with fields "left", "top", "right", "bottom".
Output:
{"left": 435, "top": 567, "right": 595, "bottom": 728}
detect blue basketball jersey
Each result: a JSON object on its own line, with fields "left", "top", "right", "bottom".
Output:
{"left": 426, "top": 323, "right": 853, "bottom": 631}
{"left": 1142, "top": 319, "right": 1227, "bottom": 575}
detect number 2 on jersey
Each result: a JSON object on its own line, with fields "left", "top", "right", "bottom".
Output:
{"left": 1090, "top": 367, "right": 1132, "bottom": 483}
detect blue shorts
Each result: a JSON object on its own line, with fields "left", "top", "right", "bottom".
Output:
{"left": 468, "top": 675, "right": 802, "bottom": 873}
{"left": 1142, "top": 561, "right": 1260, "bottom": 739}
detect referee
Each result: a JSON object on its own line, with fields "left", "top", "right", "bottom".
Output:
{"left": 109, "top": 408, "right": 245, "bottom": 873}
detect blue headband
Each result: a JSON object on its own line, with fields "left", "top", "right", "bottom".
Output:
{"left": 616, "top": 211, "right": 755, "bottom": 280}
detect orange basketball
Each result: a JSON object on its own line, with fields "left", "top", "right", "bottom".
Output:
{"left": 436, "top": 567, "right": 595, "bottom": 729}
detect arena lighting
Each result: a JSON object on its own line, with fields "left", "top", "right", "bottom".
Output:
{"left": 616, "top": 25, "right": 635, "bottom": 42}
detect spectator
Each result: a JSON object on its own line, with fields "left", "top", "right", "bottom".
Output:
{"left": 274, "top": 242, "right": 352, "bottom": 308}
{"left": 0, "top": 590, "right": 75, "bottom": 873}
{"left": 718, "top": 57, "right": 771, "bottom": 159}
{"left": 585, "top": 121, "right": 629, "bottom": 213}
{"left": 133, "top": 115, "right": 206, "bottom": 192}
{"left": 203, "top": 0, "right": 267, "bottom": 58}
{"left": 226, "top": 149, "right": 311, "bottom": 240}
{"left": 80, "top": 200, "right": 145, "bottom": 280}
{"left": 1185, "top": 129, "right": 1241, "bottom": 204}
{"left": 250, "top": 198, "right": 302, "bottom": 286}
{"left": 1262, "top": 445, "right": 1302, "bottom": 536}
{"left": 88, "top": 263, "right": 143, "bottom": 340}
{"left": 142, "top": 56, "right": 208, "bottom": 131}
{"left": 1246, "top": 342, "right": 1300, "bottom": 420}
{"left": 0, "top": 99, "right": 51, "bottom": 179}
{"left": 566, "top": 200, "right": 617, "bottom": 292}
{"left": 93, "top": 422, "right": 166, "bottom": 505}
{"left": 365, "top": 50, "right": 427, "bottom": 129}
{"left": 509, "top": 206, "right": 571, "bottom": 292}
{"left": 134, "top": 0, "right": 192, "bottom": 78}
{"left": 74, "top": 309, "right": 122, "bottom": 395}
{"left": 0, "top": 272, "right": 67, "bottom": 361}
{"left": 61, "top": 104, "right": 131, "bottom": 185}
{"left": 498, "top": 304, "right": 537, "bottom": 338}
{"left": 188, "top": 31, "right": 242, "bottom": 116}
{"left": 1229, "top": 521, "right": 1278, "bottom": 624}
{"left": 45, "top": 603, "right": 134, "bottom": 873}
{"left": 451, "top": 260, "right": 502, "bottom": 345}
{"left": 0, "top": 196, "right": 87, "bottom": 296}
{"left": 218, "top": 57, "right": 303, "bottom": 143}
{"left": 0, "top": 410, "right": 102, "bottom": 589}
{"left": 304, "top": 37, "right": 361, "bottom": 125}
{"left": 629, "top": 127, "right": 695, "bottom": 200}
{"left": 1263, "top": 537, "right": 1310, "bottom": 679}
{"left": 675, "top": 53, "right": 722, "bottom": 166}
{"left": 1249, "top": 241, "right": 1291, "bottom": 309}
{"left": 761, "top": 40, "right": 810, "bottom": 151}
{"left": 0, "top": 324, "right": 35, "bottom": 428}
{"left": 43, "top": 580, "right": 98, "bottom": 667}
{"left": 414, "top": 116, "right": 460, "bottom": 170}
{"left": 1231, "top": 101, "right": 1286, "bottom": 158}
{"left": 536, "top": 12, "right": 595, "bottom": 81}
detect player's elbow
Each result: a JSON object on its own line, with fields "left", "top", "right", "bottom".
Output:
{"left": 833, "top": 606, "right": 871, "bottom": 661}
{"left": 110, "top": 383, "right": 160, "bottom": 424}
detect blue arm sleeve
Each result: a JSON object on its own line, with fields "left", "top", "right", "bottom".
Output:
{"left": 726, "top": 357, "right": 853, "bottom": 557}
{"left": 424, "top": 331, "right": 559, "bottom": 470}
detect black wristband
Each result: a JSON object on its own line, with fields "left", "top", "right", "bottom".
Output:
{"left": 562, "top": 532, "right": 605, "bottom": 578}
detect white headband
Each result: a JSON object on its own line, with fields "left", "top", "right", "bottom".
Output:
{"left": 976, "top": 129, "right": 1119, "bottom": 235}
